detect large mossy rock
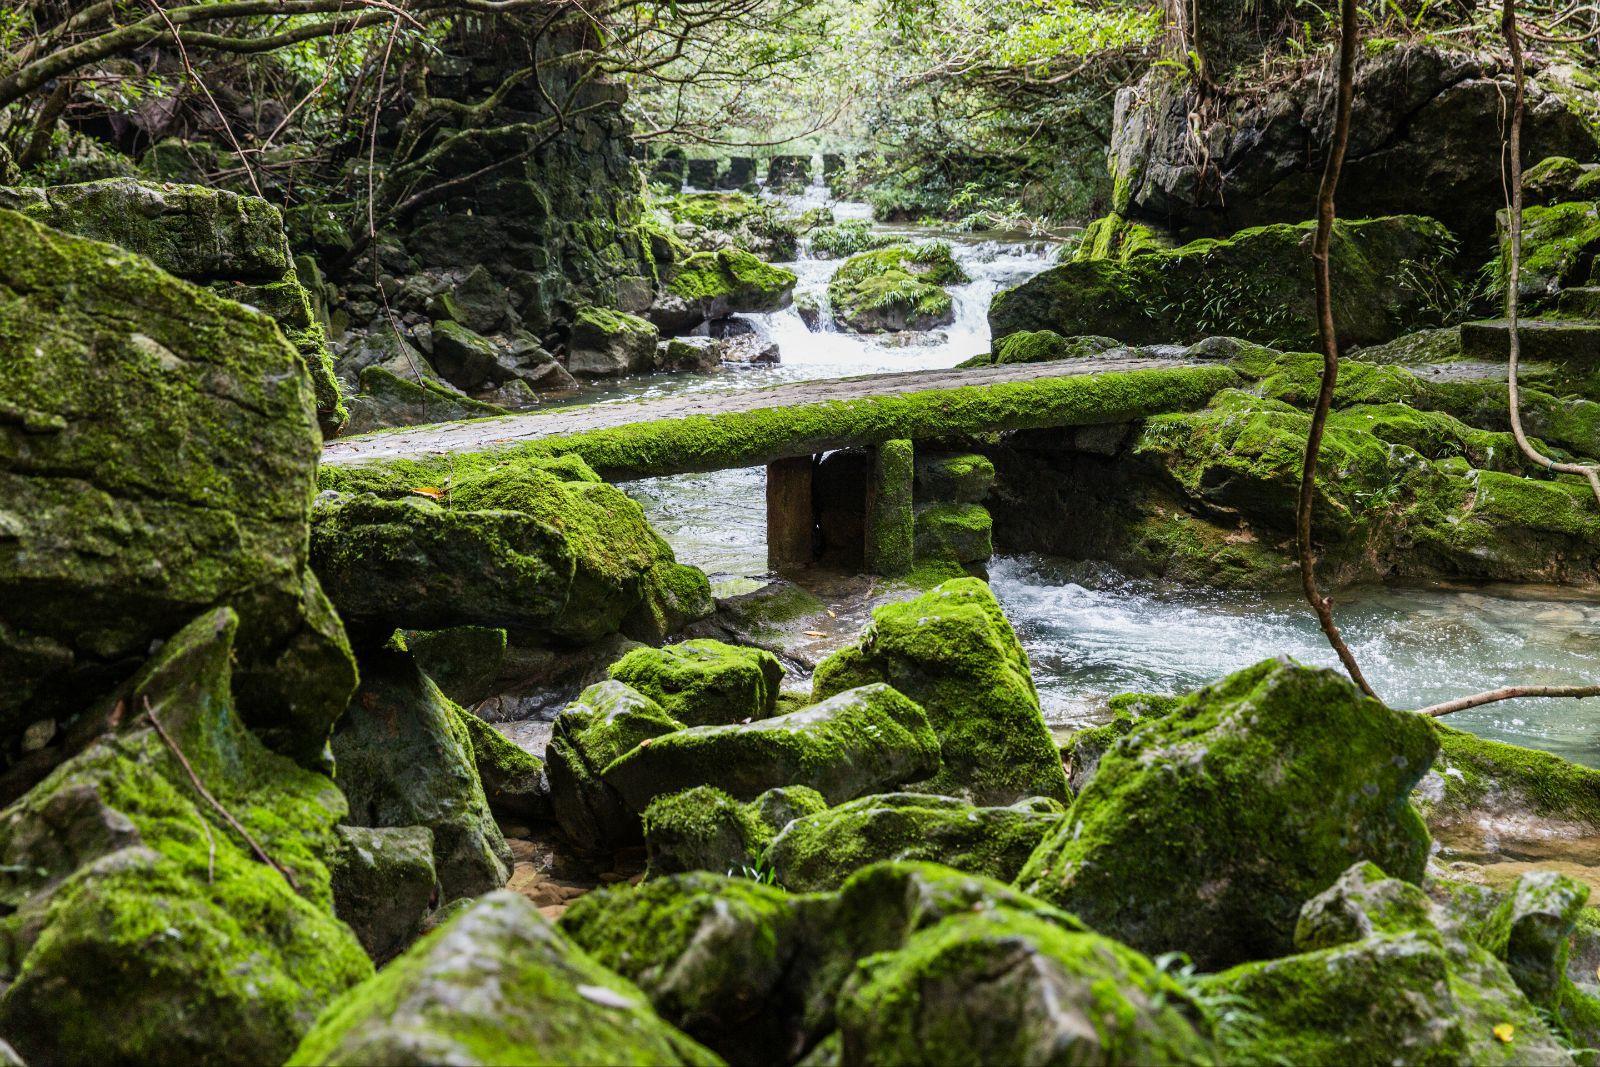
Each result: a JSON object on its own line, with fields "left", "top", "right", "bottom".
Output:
{"left": 331, "top": 646, "right": 511, "bottom": 900}
{"left": 1108, "top": 42, "right": 1600, "bottom": 247}
{"left": 0, "top": 178, "right": 346, "bottom": 431}
{"left": 602, "top": 684, "right": 941, "bottom": 814}
{"left": 1199, "top": 862, "right": 1575, "bottom": 1065}
{"left": 313, "top": 454, "right": 712, "bottom": 646}
{"left": 566, "top": 306, "right": 660, "bottom": 378}
{"left": 828, "top": 243, "right": 968, "bottom": 333}
{"left": 547, "top": 680, "right": 686, "bottom": 849}
{"left": 454, "top": 708, "right": 548, "bottom": 823}
{"left": 0, "top": 609, "right": 372, "bottom": 1066}
{"left": 289, "top": 891, "right": 721, "bottom": 1066}
{"left": 1018, "top": 658, "right": 1438, "bottom": 969}
{"left": 1493, "top": 200, "right": 1600, "bottom": 309}
{"left": 330, "top": 825, "right": 440, "bottom": 963}
{"left": 835, "top": 909, "right": 1212, "bottom": 1065}
{"left": 990, "top": 215, "right": 1453, "bottom": 350}
{"left": 656, "top": 247, "right": 796, "bottom": 332}
{"left": 641, "top": 784, "right": 827, "bottom": 876}
{"left": 812, "top": 578, "right": 1068, "bottom": 805}
{"left": 0, "top": 207, "right": 356, "bottom": 772}
{"left": 661, "top": 192, "right": 800, "bottom": 260}
{"left": 609, "top": 639, "right": 784, "bottom": 726}
{"left": 764, "top": 792, "right": 1064, "bottom": 892}
{"left": 561, "top": 861, "right": 1203, "bottom": 1065}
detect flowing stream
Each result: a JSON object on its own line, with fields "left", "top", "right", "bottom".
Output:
{"left": 565, "top": 182, "right": 1600, "bottom": 768}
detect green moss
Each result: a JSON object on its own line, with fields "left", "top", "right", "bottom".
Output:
{"left": 992, "top": 215, "right": 1458, "bottom": 350}
{"left": 836, "top": 908, "right": 1211, "bottom": 1065}
{"left": 989, "top": 330, "right": 1120, "bottom": 366}
{"left": 764, "top": 793, "right": 1064, "bottom": 892}
{"left": 610, "top": 639, "right": 784, "bottom": 726}
{"left": 455, "top": 707, "right": 547, "bottom": 823}
{"left": 865, "top": 439, "right": 915, "bottom": 577}
{"left": 322, "top": 364, "right": 1241, "bottom": 486}
{"left": 640, "top": 784, "right": 820, "bottom": 876}
{"left": 0, "top": 609, "right": 371, "bottom": 1065}
{"left": 601, "top": 684, "right": 941, "bottom": 813}
{"left": 546, "top": 680, "right": 685, "bottom": 848}
{"left": 399, "top": 625, "right": 508, "bottom": 705}
{"left": 827, "top": 243, "right": 969, "bottom": 332}
{"left": 1421, "top": 722, "right": 1600, "bottom": 832}
{"left": 812, "top": 578, "right": 1068, "bottom": 805}
{"left": 1492, "top": 200, "right": 1600, "bottom": 308}
{"left": 1072, "top": 212, "right": 1171, "bottom": 263}
{"left": 914, "top": 452, "right": 995, "bottom": 503}
{"left": 661, "top": 192, "right": 801, "bottom": 259}
{"left": 1018, "top": 658, "right": 1439, "bottom": 969}
{"left": 912, "top": 502, "right": 993, "bottom": 565}
{"left": 290, "top": 892, "right": 720, "bottom": 1065}
{"left": 666, "top": 248, "right": 796, "bottom": 308}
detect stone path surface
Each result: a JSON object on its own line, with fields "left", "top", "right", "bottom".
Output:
{"left": 322, "top": 356, "right": 1205, "bottom": 469}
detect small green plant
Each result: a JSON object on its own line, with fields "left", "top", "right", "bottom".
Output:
{"left": 731, "top": 862, "right": 779, "bottom": 885}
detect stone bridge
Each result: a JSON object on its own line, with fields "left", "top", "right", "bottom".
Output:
{"left": 321, "top": 359, "right": 1240, "bottom": 575}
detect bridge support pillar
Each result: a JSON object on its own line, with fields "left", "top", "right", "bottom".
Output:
{"left": 766, "top": 455, "right": 814, "bottom": 572}
{"left": 865, "top": 440, "right": 914, "bottom": 578}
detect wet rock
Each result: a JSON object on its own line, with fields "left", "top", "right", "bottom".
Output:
{"left": 402, "top": 626, "right": 508, "bottom": 706}
{"left": 660, "top": 192, "right": 801, "bottom": 260}
{"left": 602, "top": 684, "right": 940, "bottom": 814}
{"left": 991, "top": 215, "right": 1453, "bottom": 350}
{"left": 913, "top": 503, "right": 993, "bottom": 567}
{"left": 1017, "top": 658, "right": 1438, "bottom": 969}
{"left": 812, "top": 578, "right": 1068, "bottom": 805}
{"left": 720, "top": 332, "right": 780, "bottom": 364}
{"left": 609, "top": 639, "right": 784, "bottom": 726}
{"left": 458, "top": 708, "right": 549, "bottom": 823}
{"left": 836, "top": 908, "right": 1211, "bottom": 1065}
{"left": 642, "top": 784, "right": 828, "bottom": 876}
{"left": 0, "top": 207, "right": 356, "bottom": 775}
{"left": 0, "top": 609, "right": 371, "bottom": 1066}
{"left": 434, "top": 264, "right": 510, "bottom": 334}
{"left": 765, "top": 793, "right": 1064, "bottom": 892}
{"left": 428, "top": 320, "right": 504, "bottom": 388}
{"left": 828, "top": 243, "right": 967, "bottom": 333}
{"left": 567, "top": 306, "right": 660, "bottom": 377}
{"left": 1523, "top": 156, "right": 1600, "bottom": 207}
{"left": 1199, "top": 862, "right": 1575, "bottom": 1065}
{"left": 914, "top": 452, "right": 995, "bottom": 504}
{"left": 662, "top": 335, "right": 724, "bottom": 371}
{"left": 0, "top": 177, "right": 346, "bottom": 431}
{"left": 653, "top": 248, "right": 796, "bottom": 333}
{"left": 332, "top": 646, "right": 511, "bottom": 900}
{"left": 342, "top": 365, "right": 507, "bottom": 434}
{"left": 330, "top": 825, "right": 440, "bottom": 962}
{"left": 289, "top": 892, "right": 719, "bottom": 1066}
{"left": 313, "top": 455, "right": 713, "bottom": 646}
{"left": 547, "top": 681, "right": 686, "bottom": 849}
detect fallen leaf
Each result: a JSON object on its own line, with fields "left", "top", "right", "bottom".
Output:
{"left": 804, "top": 630, "right": 829, "bottom": 638}
{"left": 639, "top": 738, "right": 653, "bottom": 747}
{"left": 409, "top": 486, "right": 443, "bottom": 499}
{"left": 577, "top": 984, "right": 636, "bottom": 1010}
{"left": 826, "top": 609, "right": 837, "bottom": 618}
{"left": 1493, "top": 1023, "right": 1515, "bottom": 1044}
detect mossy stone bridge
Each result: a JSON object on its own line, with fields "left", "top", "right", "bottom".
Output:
{"left": 322, "top": 359, "right": 1240, "bottom": 575}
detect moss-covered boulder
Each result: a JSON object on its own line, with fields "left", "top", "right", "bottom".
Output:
{"left": 610, "top": 640, "right": 784, "bottom": 726}
{"left": 1523, "top": 156, "right": 1600, "bottom": 207}
{"left": 764, "top": 792, "right": 1064, "bottom": 892}
{"left": 661, "top": 192, "right": 800, "bottom": 260}
{"left": 547, "top": 681, "right": 686, "bottom": 849}
{"left": 1018, "top": 658, "right": 1438, "bottom": 969}
{"left": 566, "top": 306, "right": 660, "bottom": 377}
{"left": 342, "top": 365, "right": 507, "bottom": 434}
{"left": 290, "top": 891, "right": 721, "bottom": 1066}
{"left": 602, "top": 684, "right": 940, "bottom": 815}
{"left": 642, "top": 784, "right": 828, "bottom": 876}
{"left": 312, "top": 455, "right": 712, "bottom": 647}
{"left": 656, "top": 248, "right": 796, "bottom": 333}
{"left": 1199, "top": 862, "right": 1574, "bottom": 1065}
{"left": 812, "top": 579, "right": 1068, "bottom": 805}
{"left": 456, "top": 708, "right": 548, "bottom": 823}
{"left": 0, "top": 207, "right": 356, "bottom": 772}
{"left": 913, "top": 503, "right": 993, "bottom": 567}
{"left": 990, "top": 215, "right": 1455, "bottom": 350}
{"left": 561, "top": 861, "right": 1182, "bottom": 1065}
{"left": 0, "top": 609, "right": 371, "bottom": 1065}
{"left": 401, "top": 626, "right": 508, "bottom": 706}
{"left": 1492, "top": 200, "right": 1600, "bottom": 309}
{"left": 828, "top": 243, "right": 969, "bottom": 333}
{"left": 330, "top": 825, "right": 440, "bottom": 963}
{"left": 913, "top": 451, "right": 995, "bottom": 504}
{"left": 837, "top": 908, "right": 1211, "bottom": 1065}
{"left": 0, "top": 178, "right": 345, "bottom": 431}
{"left": 331, "top": 646, "right": 511, "bottom": 900}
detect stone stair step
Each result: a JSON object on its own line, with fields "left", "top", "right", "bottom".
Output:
{"left": 1556, "top": 286, "right": 1600, "bottom": 319}
{"left": 1458, "top": 318, "right": 1600, "bottom": 362}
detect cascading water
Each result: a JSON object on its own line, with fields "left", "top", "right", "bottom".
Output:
{"left": 615, "top": 193, "right": 1600, "bottom": 769}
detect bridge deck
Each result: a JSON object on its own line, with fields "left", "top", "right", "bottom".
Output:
{"left": 320, "top": 357, "right": 1241, "bottom": 484}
